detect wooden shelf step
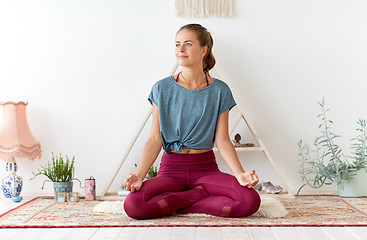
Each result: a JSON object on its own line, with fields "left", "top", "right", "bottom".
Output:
{"left": 213, "top": 146, "right": 264, "bottom": 152}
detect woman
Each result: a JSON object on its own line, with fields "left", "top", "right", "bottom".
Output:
{"left": 123, "top": 24, "right": 261, "bottom": 219}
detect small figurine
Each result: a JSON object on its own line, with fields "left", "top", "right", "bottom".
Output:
{"left": 232, "top": 133, "right": 255, "bottom": 147}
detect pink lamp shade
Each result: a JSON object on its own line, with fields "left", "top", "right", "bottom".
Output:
{"left": 0, "top": 102, "right": 41, "bottom": 161}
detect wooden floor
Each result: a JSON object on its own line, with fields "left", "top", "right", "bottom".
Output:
{"left": 1, "top": 197, "right": 367, "bottom": 240}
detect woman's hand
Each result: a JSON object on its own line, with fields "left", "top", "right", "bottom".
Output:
{"left": 236, "top": 170, "right": 259, "bottom": 188}
{"left": 123, "top": 173, "right": 143, "bottom": 192}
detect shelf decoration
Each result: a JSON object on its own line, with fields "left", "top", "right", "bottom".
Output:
{"left": 55, "top": 192, "right": 67, "bottom": 202}
{"left": 232, "top": 133, "right": 255, "bottom": 148}
{"left": 67, "top": 192, "right": 79, "bottom": 202}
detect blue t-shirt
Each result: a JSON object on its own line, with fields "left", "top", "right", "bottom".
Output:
{"left": 148, "top": 76, "right": 236, "bottom": 153}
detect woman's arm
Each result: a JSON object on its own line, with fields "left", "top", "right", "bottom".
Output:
{"left": 214, "top": 110, "right": 259, "bottom": 188}
{"left": 123, "top": 103, "right": 162, "bottom": 192}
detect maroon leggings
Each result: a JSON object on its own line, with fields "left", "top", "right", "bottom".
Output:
{"left": 123, "top": 150, "right": 261, "bottom": 219}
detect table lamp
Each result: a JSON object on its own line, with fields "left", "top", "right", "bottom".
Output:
{"left": 0, "top": 102, "right": 41, "bottom": 198}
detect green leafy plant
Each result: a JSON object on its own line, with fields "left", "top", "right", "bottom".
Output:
{"left": 297, "top": 99, "right": 367, "bottom": 195}
{"left": 134, "top": 164, "right": 158, "bottom": 179}
{"left": 351, "top": 119, "right": 367, "bottom": 170}
{"left": 31, "top": 153, "right": 82, "bottom": 189}
{"left": 146, "top": 166, "right": 158, "bottom": 179}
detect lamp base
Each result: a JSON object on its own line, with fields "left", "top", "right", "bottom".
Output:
{"left": 1, "top": 158, "right": 23, "bottom": 198}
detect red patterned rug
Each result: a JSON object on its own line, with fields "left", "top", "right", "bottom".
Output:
{"left": 0, "top": 196, "right": 367, "bottom": 228}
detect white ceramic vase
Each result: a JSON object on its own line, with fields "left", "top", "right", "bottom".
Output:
{"left": 338, "top": 169, "right": 367, "bottom": 197}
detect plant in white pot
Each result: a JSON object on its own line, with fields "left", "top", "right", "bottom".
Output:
{"left": 339, "top": 119, "right": 367, "bottom": 197}
{"left": 31, "top": 153, "right": 82, "bottom": 193}
{"left": 297, "top": 99, "right": 367, "bottom": 197}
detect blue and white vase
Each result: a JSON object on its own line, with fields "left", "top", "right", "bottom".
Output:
{"left": 1, "top": 160, "right": 23, "bottom": 198}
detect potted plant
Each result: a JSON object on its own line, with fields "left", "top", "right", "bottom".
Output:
{"left": 297, "top": 99, "right": 367, "bottom": 197}
{"left": 134, "top": 164, "right": 158, "bottom": 179}
{"left": 146, "top": 165, "right": 158, "bottom": 179}
{"left": 31, "top": 153, "right": 82, "bottom": 193}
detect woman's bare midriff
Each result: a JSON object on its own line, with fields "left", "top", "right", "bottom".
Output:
{"left": 171, "top": 148, "right": 212, "bottom": 154}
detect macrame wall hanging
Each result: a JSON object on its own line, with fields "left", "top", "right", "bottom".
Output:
{"left": 175, "top": 0, "right": 233, "bottom": 18}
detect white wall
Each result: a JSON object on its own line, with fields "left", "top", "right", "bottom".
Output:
{"left": 1, "top": 0, "right": 367, "bottom": 197}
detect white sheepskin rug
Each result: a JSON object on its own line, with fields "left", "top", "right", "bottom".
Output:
{"left": 93, "top": 195, "right": 288, "bottom": 218}
{"left": 251, "top": 195, "right": 288, "bottom": 218}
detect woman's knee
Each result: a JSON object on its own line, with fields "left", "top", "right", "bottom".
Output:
{"left": 231, "top": 188, "right": 261, "bottom": 217}
{"left": 123, "top": 193, "right": 147, "bottom": 219}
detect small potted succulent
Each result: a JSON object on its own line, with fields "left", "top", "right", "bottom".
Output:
{"left": 31, "top": 153, "right": 82, "bottom": 193}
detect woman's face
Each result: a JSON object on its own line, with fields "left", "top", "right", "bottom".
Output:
{"left": 175, "top": 29, "right": 207, "bottom": 69}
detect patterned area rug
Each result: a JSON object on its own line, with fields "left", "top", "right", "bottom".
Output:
{"left": 1, "top": 196, "right": 367, "bottom": 227}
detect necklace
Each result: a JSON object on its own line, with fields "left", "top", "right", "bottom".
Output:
{"left": 180, "top": 72, "right": 206, "bottom": 90}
